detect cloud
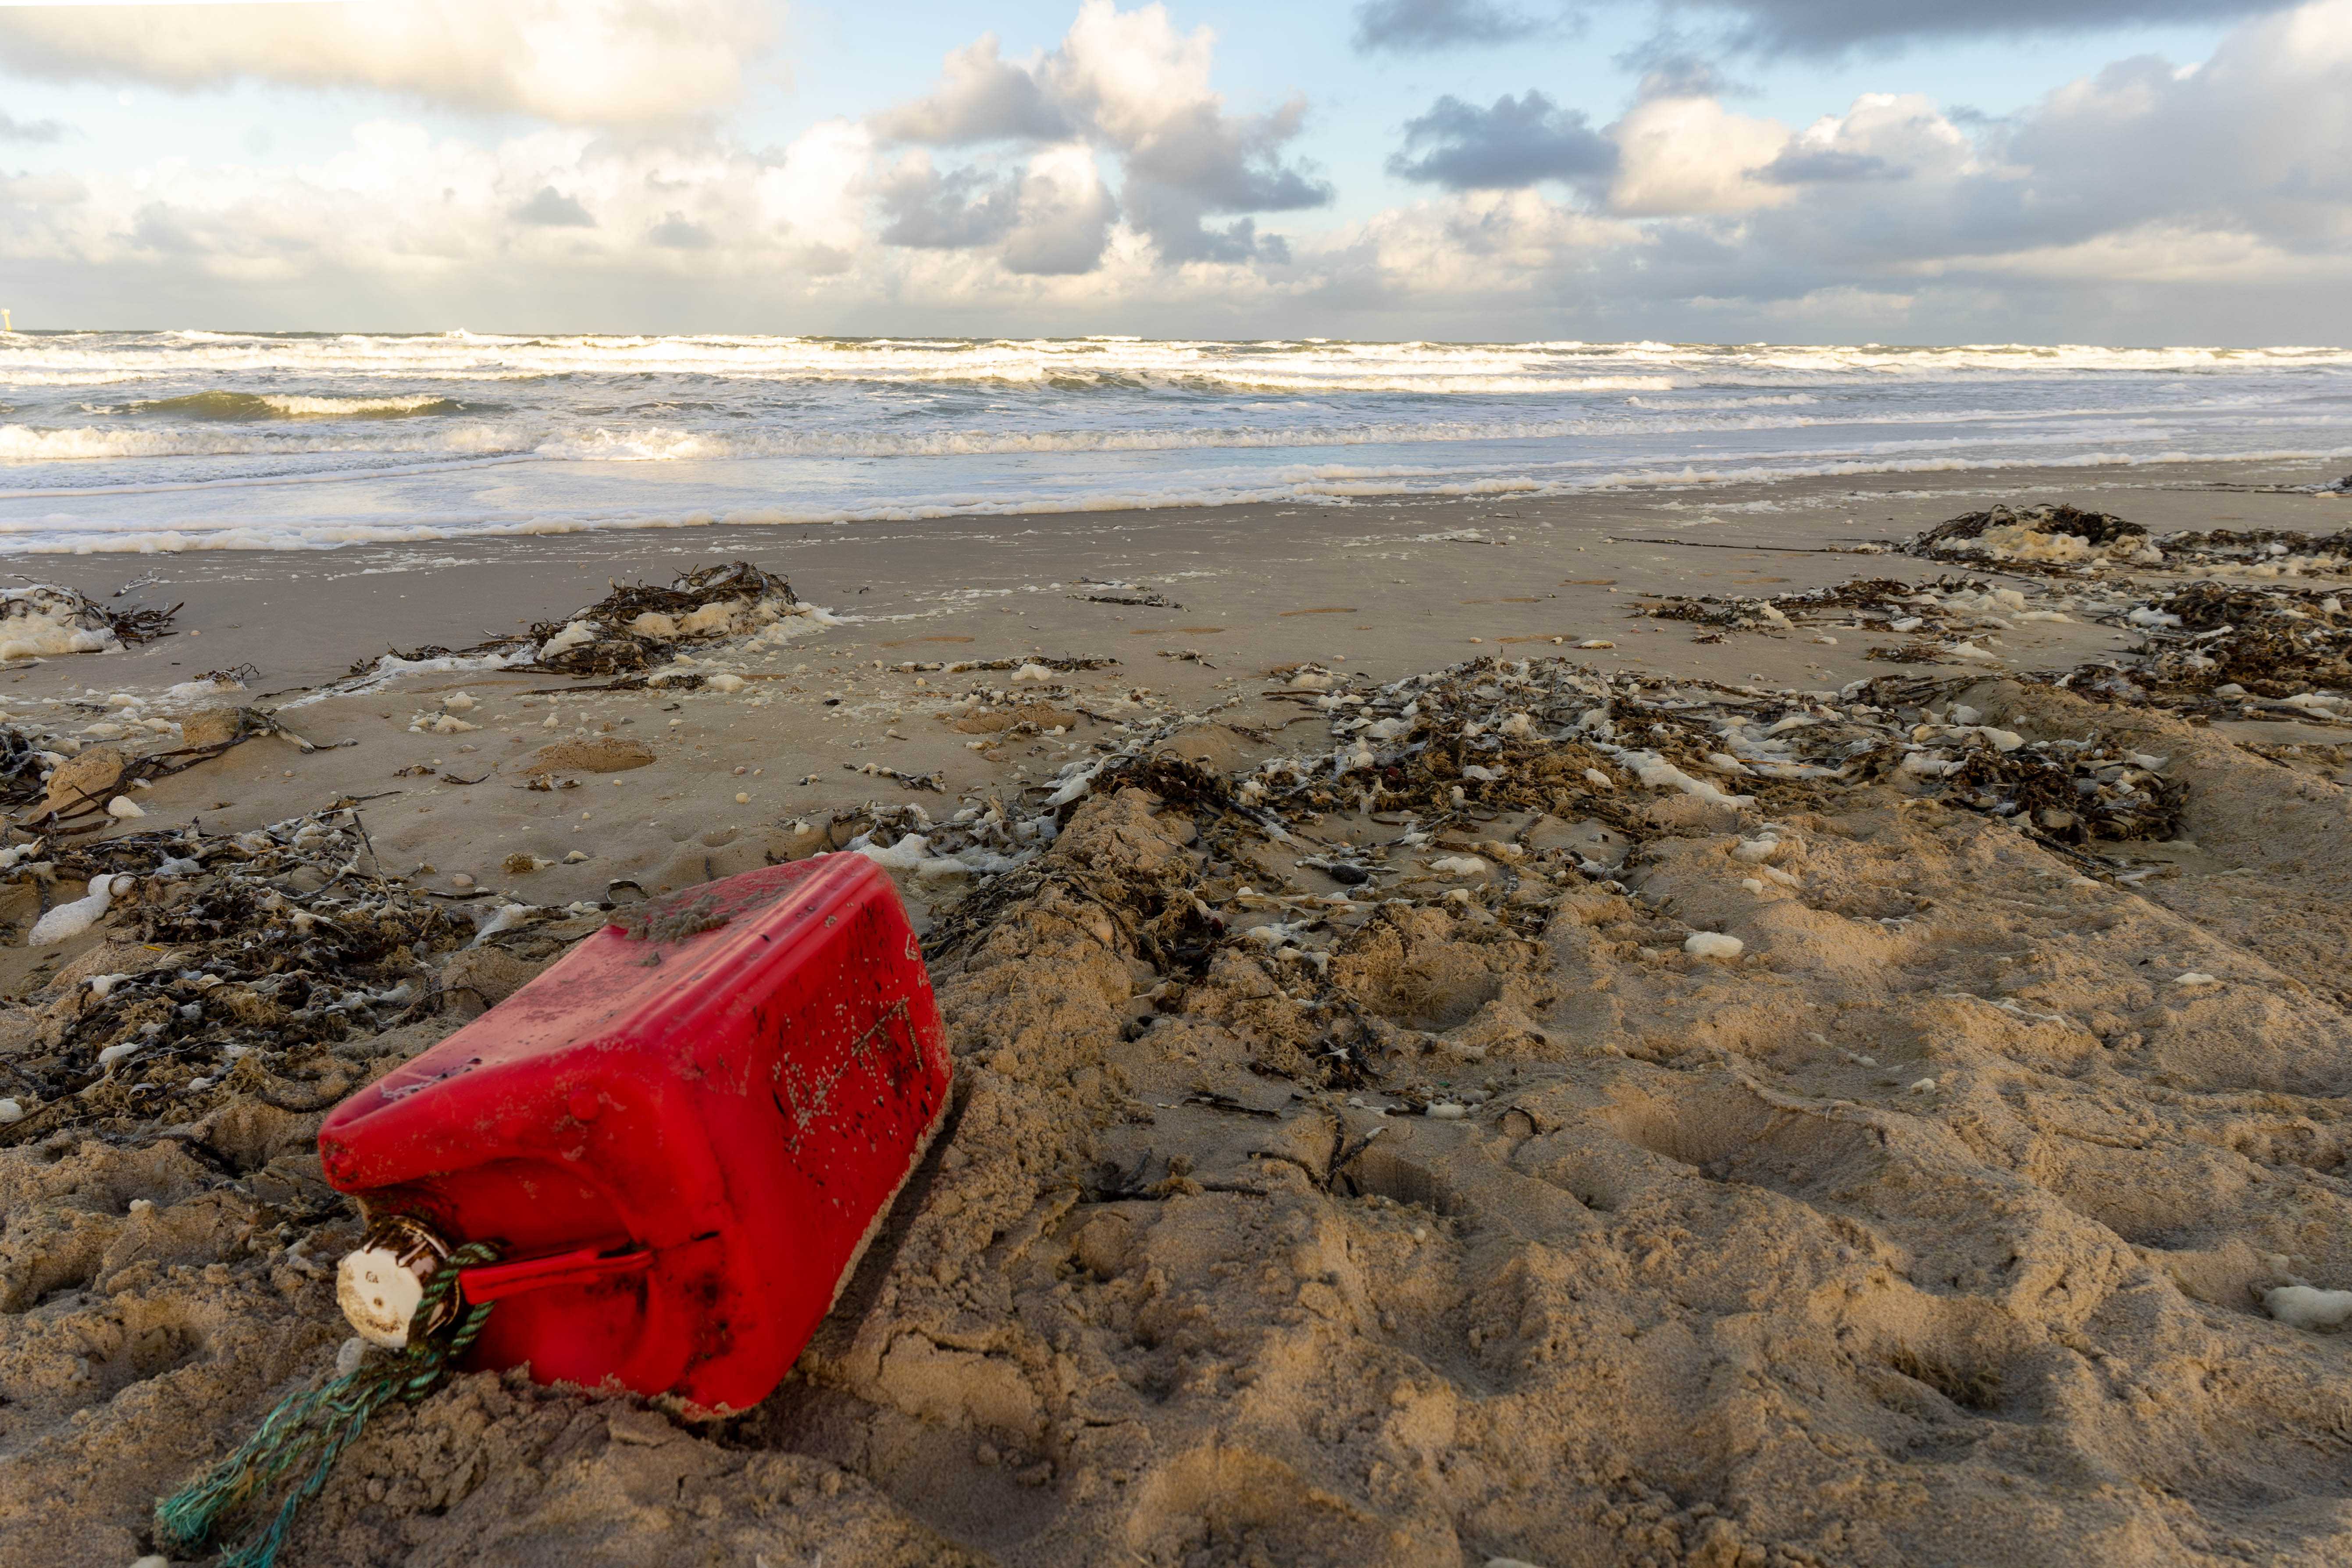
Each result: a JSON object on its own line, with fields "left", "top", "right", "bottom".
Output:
{"left": 873, "top": 0, "right": 1329, "bottom": 265}
{"left": 1350, "top": 0, "right": 1552, "bottom": 52}
{"left": 1002, "top": 145, "right": 1122, "bottom": 273}
{"left": 874, "top": 146, "right": 1119, "bottom": 272}
{"left": 869, "top": 36, "right": 1073, "bottom": 145}
{"left": 1603, "top": 91, "right": 1792, "bottom": 214}
{"left": 0, "top": 0, "right": 773, "bottom": 125}
{"left": 646, "top": 212, "right": 713, "bottom": 249}
{"left": 512, "top": 185, "right": 596, "bottom": 226}
{"left": 1386, "top": 91, "right": 1618, "bottom": 190}
{"left": 7, "top": 0, "right": 2352, "bottom": 342}
{"left": 1650, "top": 0, "right": 2282, "bottom": 54}
{"left": 1753, "top": 146, "right": 1904, "bottom": 182}
{"left": 878, "top": 158, "right": 1023, "bottom": 250}
{"left": 0, "top": 110, "right": 68, "bottom": 144}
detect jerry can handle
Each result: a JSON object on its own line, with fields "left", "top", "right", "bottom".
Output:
{"left": 456, "top": 1240, "right": 653, "bottom": 1304}
{"left": 338, "top": 1219, "right": 654, "bottom": 1349}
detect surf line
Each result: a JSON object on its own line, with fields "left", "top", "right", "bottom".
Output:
{"left": 0, "top": 452, "right": 542, "bottom": 502}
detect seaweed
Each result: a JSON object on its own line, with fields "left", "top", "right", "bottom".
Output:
{"left": 0, "top": 808, "right": 487, "bottom": 1145}
{"left": 2049, "top": 582, "right": 2352, "bottom": 713}
{"left": 347, "top": 561, "right": 798, "bottom": 682}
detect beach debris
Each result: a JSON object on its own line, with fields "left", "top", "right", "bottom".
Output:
{"left": 2151, "top": 525, "right": 2352, "bottom": 576}
{"left": 891, "top": 654, "right": 1118, "bottom": 675}
{"left": 292, "top": 854, "right": 949, "bottom": 1450}
{"left": 153, "top": 1231, "right": 503, "bottom": 1568}
{"left": 2053, "top": 581, "right": 2352, "bottom": 715}
{"left": 4, "top": 706, "right": 278, "bottom": 828}
{"left": 844, "top": 762, "right": 946, "bottom": 792}
{"left": 1907, "top": 503, "right": 2160, "bottom": 571}
{"left": 1910, "top": 503, "right": 2352, "bottom": 582}
{"left": 1635, "top": 576, "right": 2047, "bottom": 644}
{"left": 1073, "top": 580, "right": 1181, "bottom": 609}
{"left": 339, "top": 562, "right": 822, "bottom": 693}
{"left": 0, "top": 807, "right": 509, "bottom": 1144}
{"left": 0, "top": 582, "right": 180, "bottom": 662}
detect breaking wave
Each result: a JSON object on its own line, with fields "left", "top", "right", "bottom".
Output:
{"left": 125, "top": 390, "right": 467, "bottom": 421}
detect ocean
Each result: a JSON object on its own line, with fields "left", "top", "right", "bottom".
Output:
{"left": 2, "top": 331, "right": 2348, "bottom": 554}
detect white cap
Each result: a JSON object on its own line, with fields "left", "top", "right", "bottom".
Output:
{"left": 337, "top": 1245, "right": 427, "bottom": 1348}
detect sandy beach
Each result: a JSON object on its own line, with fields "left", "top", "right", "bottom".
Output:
{"left": 6, "top": 453, "right": 2352, "bottom": 1567}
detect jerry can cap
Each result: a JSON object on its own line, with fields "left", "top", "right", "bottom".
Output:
{"left": 336, "top": 1215, "right": 454, "bottom": 1349}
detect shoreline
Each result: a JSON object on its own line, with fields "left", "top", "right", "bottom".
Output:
{"left": 1, "top": 453, "right": 2344, "bottom": 698}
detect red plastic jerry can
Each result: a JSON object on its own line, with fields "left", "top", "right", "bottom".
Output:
{"left": 317, "top": 855, "right": 952, "bottom": 1417}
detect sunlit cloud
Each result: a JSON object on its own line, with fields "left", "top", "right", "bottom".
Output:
{"left": 0, "top": 0, "right": 776, "bottom": 124}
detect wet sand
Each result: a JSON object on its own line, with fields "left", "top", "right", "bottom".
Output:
{"left": 7, "top": 455, "right": 2338, "bottom": 695}
{"left": 4, "top": 454, "right": 2352, "bottom": 1567}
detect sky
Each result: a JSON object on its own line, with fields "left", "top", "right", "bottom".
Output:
{"left": 0, "top": 0, "right": 2348, "bottom": 342}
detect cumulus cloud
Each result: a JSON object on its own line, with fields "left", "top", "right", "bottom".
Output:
{"left": 869, "top": 36, "right": 1073, "bottom": 145}
{"left": 1386, "top": 92, "right": 1617, "bottom": 190}
{"left": 1002, "top": 146, "right": 1123, "bottom": 274}
{"left": 1603, "top": 91, "right": 1792, "bottom": 213}
{"left": 0, "top": 0, "right": 773, "bottom": 125}
{"left": 1351, "top": 0, "right": 1554, "bottom": 52}
{"left": 876, "top": 147, "right": 1119, "bottom": 273}
{"left": 872, "top": 0, "right": 1329, "bottom": 266}
{"left": 879, "top": 158, "right": 1023, "bottom": 251}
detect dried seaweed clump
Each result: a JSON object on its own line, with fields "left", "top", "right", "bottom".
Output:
{"left": 0, "top": 809, "right": 478, "bottom": 1144}
{"left": 526, "top": 561, "right": 798, "bottom": 676}
{"left": 1635, "top": 576, "right": 2037, "bottom": 637}
{"left": 2057, "top": 582, "right": 2352, "bottom": 714}
{"left": 1150, "top": 658, "right": 2185, "bottom": 862}
{"left": 1924, "top": 736, "right": 2181, "bottom": 843}
{"left": 1909, "top": 504, "right": 2159, "bottom": 571}
{"left": 919, "top": 774, "right": 1232, "bottom": 980}
{"left": 0, "top": 727, "right": 54, "bottom": 808}
{"left": 0, "top": 697, "right": 271, "bottom": 820}
{"left": 346, "top": 560, "right": 804, "bottom": 684}
{"left": 2152, "top": 526, "right": 2352, "bottom": 577}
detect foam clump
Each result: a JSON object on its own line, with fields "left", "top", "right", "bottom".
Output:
{"left": 27, "top": 873, "right": 125, "bottom": 947}
{"left": 2264, "top": 1285, "right": 2352, "bottom": 1331}
{"left": 0, "top": 587, "right": 130, "bottom": 663}
{"left": 1684, "top": 931, "right": 1745, "bottom": 960}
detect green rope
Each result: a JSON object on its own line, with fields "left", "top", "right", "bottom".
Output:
{"left": 154, "top": 1240, "right": 502, "bottom": 1568}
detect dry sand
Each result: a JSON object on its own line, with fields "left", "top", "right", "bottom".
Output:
{"left": 4, "top": 457, "right": 2352, "bottom": 1567}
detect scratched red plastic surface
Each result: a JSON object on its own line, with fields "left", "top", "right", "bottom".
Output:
{"left": 317, "top": 855, "right": 951, "bottom": 1414}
